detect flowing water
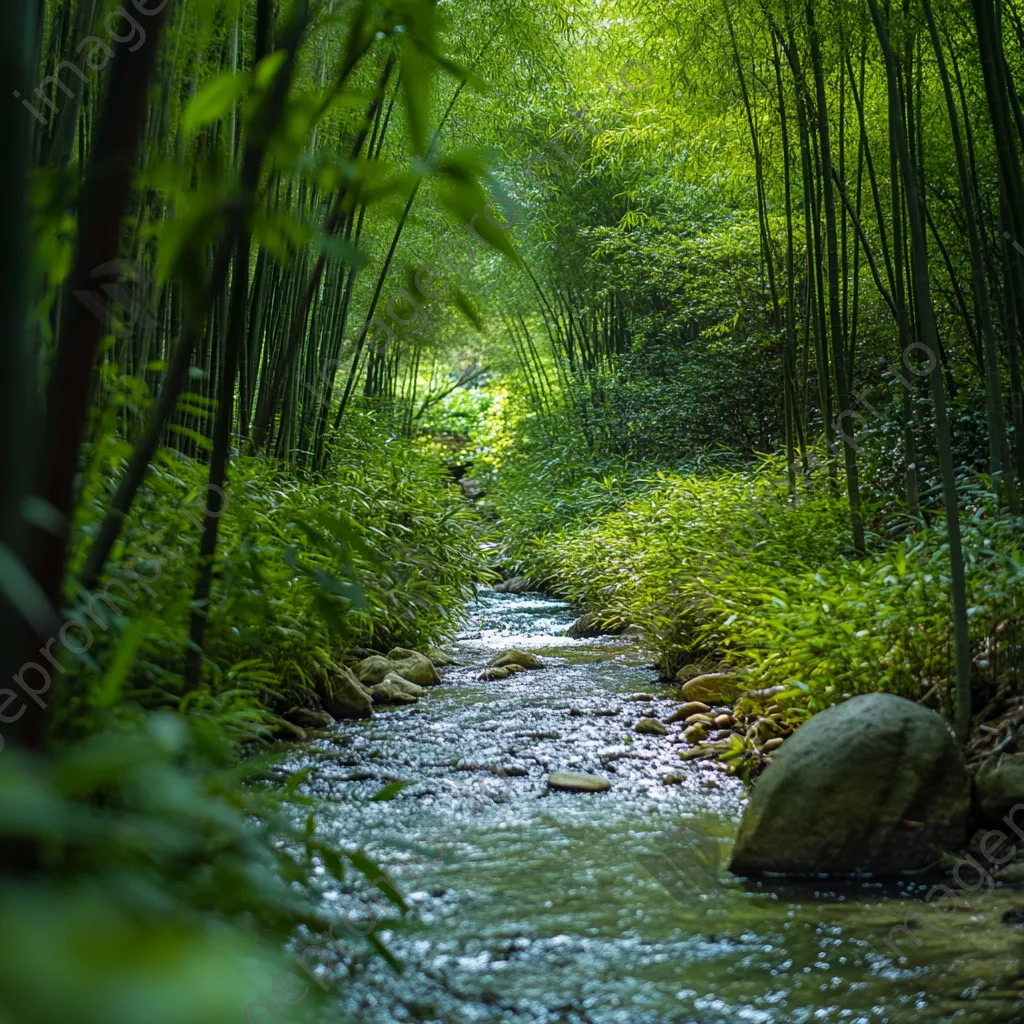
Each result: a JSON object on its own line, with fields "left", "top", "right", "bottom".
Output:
{"left": 285, "top": 589, "right": 1024, "bottom": 1023}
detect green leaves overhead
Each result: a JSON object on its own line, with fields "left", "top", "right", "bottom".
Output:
{"left": 438, "top": 152, "right": 521, "bottom": 265}
{"left": 182, "top": 71, "right": 249, "bottom": 135}
{"left": 392, "top": 0, "right": 441, "bottom": 154}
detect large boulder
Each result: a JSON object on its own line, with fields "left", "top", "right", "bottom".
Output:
{"left": 975, "top": 753, "right": 1024, "bottom": 828}
{"left": 354, "top": 655, "right": 393, "bottom": 687}
{"left": 729, "top": 693, "right": 970, "bottom": 877}
{"left": 387, "top": 648, "right": 440, "bottom": 687}
{"left": 324, "top": 667, "right": 373, "bottom": 719}
{"left": 568, "top": 610, "right": 631, "bottom": 639}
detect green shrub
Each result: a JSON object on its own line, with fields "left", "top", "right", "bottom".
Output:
{"left": 710, "top": 497, "right": 1024, "bottom": 716}
{"left": 523, "top": 458, "right": 849, "bottom": 665}
{"left": 0, "top": 708, "right": 402, "bottom": 1024}
{"left": 496, "top": 452, "right": 1024, "bottom": 717}
{"left": 61, "top": 411, "right": 489, "bottom": 730}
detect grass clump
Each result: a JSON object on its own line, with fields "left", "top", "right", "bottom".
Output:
{"left": 493, "top": 453, "right": 1024, "bottom": 721}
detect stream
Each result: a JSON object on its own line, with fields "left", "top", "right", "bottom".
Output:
{"left": 286, "top": 589, "right": 1024, "bottom": 1023}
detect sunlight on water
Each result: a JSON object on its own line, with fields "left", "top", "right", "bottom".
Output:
{"left": 287, "top": 591, "right": 1024, "bottom": 1023}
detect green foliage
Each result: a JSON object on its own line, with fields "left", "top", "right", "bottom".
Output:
{"left": 710, "top": 492, "right": 1024, "bottom": 717}
{"left": 0, "top": 708, "right": 400, "bottom": 1024}
{"left": 63, "top": 407, "right": 487, "bottom": 730}
{"left": 417, "top": 386, "right": 494, "bottom": 440}
{"left": 481, "top": 411, "right": 639, "bottom": 569}
{"left": 495, "top": 451, "right": 1024, "bottom": 718}
{"left": 9, "top": 0, "right": 1024, "bottom": 1018}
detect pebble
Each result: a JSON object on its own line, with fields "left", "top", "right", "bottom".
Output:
{"left": 547, "top": 771, "right": 612, "bottom": 793}
{"left": 635, "top": 718, "right": 667, "bottom": 736}
{"left": 489, "top": 649, "right": 545, "bottom": 670}
{"left": 664, "top": 701, "right": 711, "bottom": 723}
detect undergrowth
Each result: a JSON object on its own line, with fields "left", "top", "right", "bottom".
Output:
{"left": 490, "top": 449, "right": 1024, "bottom": 722}
{"left": 60, "top": 410, "right": 489, "bottom": 737}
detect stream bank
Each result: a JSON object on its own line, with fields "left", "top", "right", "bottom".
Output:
{"left": 285, "top": 589, "right": 1023, "bottom": 1023}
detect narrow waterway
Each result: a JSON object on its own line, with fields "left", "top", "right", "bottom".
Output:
{"left": 286, "top": 589, "right": 1023, "bottom": 1023}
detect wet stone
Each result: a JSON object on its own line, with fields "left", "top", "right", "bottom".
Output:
{"left": 635, "top": 718, "right": 667, "bottom": 736}
{"left": 478, "top": 667, "right": 511, "bottom": 681}
{"left": 547, "top": 771, "right": 612, "bottom": 793}
{"left": 489, "top": 649, "right": 545, "bottom": 670}
{"left": 664, "top": 701, "right": 712, "bottom": 723}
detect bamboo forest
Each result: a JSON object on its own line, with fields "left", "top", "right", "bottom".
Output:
{"left": 6, "top": 0, "right": 1024, "bottom": 1020}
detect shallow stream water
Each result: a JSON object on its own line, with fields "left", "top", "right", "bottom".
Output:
{"left": 285, "top": 589, "right": 1024, "bottom": 1023}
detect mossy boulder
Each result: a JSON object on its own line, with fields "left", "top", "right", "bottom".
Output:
{"left": 567, "top": 610, "right": 631, "bottom": 639}
{"left": 325, "top": 666, "right": 373, "bottom": 719}
{"left": 974, "top": 753, "right": 1024, "bottom": 828}
{"left": 489, "top": 649, "right": 544, "bottom": 670}
{"left": 287, "top": 708, "right": 334, "bottom": 729}
{"left": 729, "top": 693, "right": 970, "bottom": 877}
{"left": 682, "top": 723, "right": 708, "bottom": 743}
{"left": 428, "top": 648, "right": 457, "bottom": 667}
{"left": 477, "top": 667, "right": 510, "bottom": 681}
{"left": 387, "top": 648, "right": 440, "bottom": 687}
{"left": 370, "top": 674, "right": 426, "bottom": 705}
{"left": 679, "top": 673, "right": 743, "bottom": 704}
{"left": 354, "top": 655, "right": 394, "bottom": 687}
{"left": 635, "top": 718, "right": 667, "bottom": 736}
{"left": 273, "top": 719, "right": 307, "bottom": 742}
{"left": 664, "top": 701, "right": 712, "bottom": 723}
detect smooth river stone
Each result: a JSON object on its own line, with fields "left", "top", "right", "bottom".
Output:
{"left": 547, "top": 771, "right": 611, "bottom": 793}
{"left": 489, "top": 649, "right": 545, "bottom": 670}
